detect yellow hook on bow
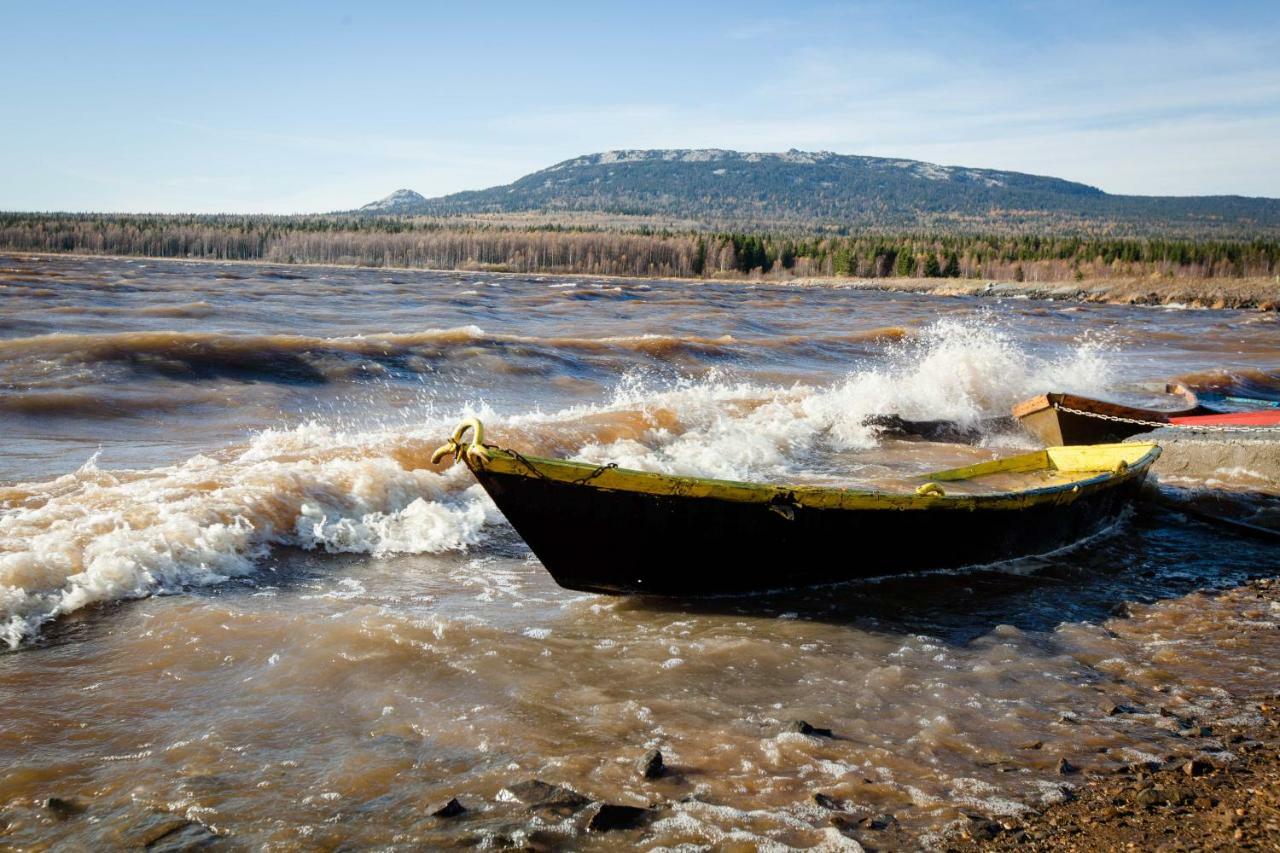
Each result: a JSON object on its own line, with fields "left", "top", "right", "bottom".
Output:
{"left": 431, "top": 417, "right": 492, "bottom": 468}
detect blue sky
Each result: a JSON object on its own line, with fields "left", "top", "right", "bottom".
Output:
{"left": 3, "top": 0, "right": 1278, "bottom": 212}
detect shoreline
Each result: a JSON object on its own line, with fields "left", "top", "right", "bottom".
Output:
{"left": 6, "top": 251, "right": 1278, "bottom": 312}
{"left": 791, "top": 275, "right": 1280, "bottom": 312}
{"left": 946, "top": 577, "right": 1280, "bottom": 851}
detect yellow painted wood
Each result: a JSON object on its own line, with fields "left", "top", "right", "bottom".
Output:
{"left": 1046, "top": 443, "right": 1157, "bottom": 472}
{"left": 925, "top": 450, "right": 1050, "bottom": 482}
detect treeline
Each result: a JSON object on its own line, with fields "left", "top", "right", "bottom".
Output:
{"left": 2, "top": 213, "right": 1277, "bottom": 281}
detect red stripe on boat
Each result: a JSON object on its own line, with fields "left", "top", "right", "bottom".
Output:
{"left": 1168, "top": 411, "right": 1280, "bottom": 426}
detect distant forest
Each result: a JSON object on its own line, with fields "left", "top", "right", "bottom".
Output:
{"left": 2, "top": 213, "right": 1278, "bottom": 282}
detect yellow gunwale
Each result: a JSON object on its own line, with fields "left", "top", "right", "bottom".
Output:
{"left": 469, "top": 442, "right": 1160, "bottom": 512}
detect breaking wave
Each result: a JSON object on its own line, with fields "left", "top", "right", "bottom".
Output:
{"left": 0, "top": 317, "right": 1112, "bottom": 647}
{"left": 0, "top": 425, "right": 491, "bottom": 648}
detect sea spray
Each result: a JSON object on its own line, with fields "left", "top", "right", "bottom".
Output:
{"left": 574, "top": 316, "right": 1115, "bottom": 476}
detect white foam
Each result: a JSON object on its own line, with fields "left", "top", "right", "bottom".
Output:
{"left": 575, "top": 316, "right": 1112, "bottom": 478}
{"left": 0, "top": 422, "right": 487, "bottom": 647}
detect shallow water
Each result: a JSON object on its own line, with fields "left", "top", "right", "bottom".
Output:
{"left": 1, "top": 254, "right": 1278, "bottom": 849}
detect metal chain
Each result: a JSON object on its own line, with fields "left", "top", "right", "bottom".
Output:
{"left": 1053, "top": 403, "right": 1280, "bottom": 433}
{"left": 500, "top": 446, "right": 552, "bottom": 480}
{"left": 571, "top": 462, "right": 618, "bottom": 485}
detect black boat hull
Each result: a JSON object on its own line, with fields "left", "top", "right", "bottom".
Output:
{"left": 472, "top": 465, "right": 1148, "bottom": 596}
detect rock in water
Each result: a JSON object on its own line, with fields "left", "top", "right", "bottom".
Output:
{"left": 813, "top": 792, "right": 843, "bottom": 811}
{"left": 783, "top": 719, "right": 834, "bottom": 738}
{"left": 587, "top": 803, "right": 651, "bottom": 832}
{"left": 430, "top": 797, "right": 466, "bottom": 818}
{"left": 147, "top": 822, "right": 220, "bottom": 853}
{"left": 500, "top": 779, "right": 591, "bottom": 816}
{"left": 636, "top": 748, "right": 664, "bottom": 780}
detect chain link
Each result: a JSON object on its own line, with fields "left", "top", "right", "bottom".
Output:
{"left": 1053, "top": 403, "right": 1280, "bottom": 433}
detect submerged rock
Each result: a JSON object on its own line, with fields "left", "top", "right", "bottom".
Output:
{"left": 636, "top": 748, "right": 664, "bottom": 780}
{"left": 148, "top": 822, "right": 221, "bottom": 853}
{"left": 586, "top": 803, "right": 652, "bottom": 832}
{"left": 122, "top": 811, "right": 219, "bottom": 851}
{"left": 42, "top": 797, "right": 85, "bottom": 820}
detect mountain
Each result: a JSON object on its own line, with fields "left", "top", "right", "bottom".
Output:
{"left": 359, "top": 188, "right": 429, "bottom": 214}
{"left": 355, "top": 150, "right": 1280, "bottom": 236}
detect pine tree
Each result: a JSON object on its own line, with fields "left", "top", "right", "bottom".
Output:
{"left": 942, "top": 251, "right": 961, "bottom": 277}
{"left": 923, "top": 254, "right": 942, "bottom": 277}
{"left": 833, "top": 248, "right": 853, "bottom": 276}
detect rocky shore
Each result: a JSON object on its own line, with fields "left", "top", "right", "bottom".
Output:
{"left": 945, "top": 579, "right": 1280, "bottom": 852}
{"left": 948, "top": 705, "right": 1280, "bottom": 851}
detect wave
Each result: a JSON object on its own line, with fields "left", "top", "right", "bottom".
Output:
{"left": 0, "top": 325, "right": 909, "bottom": 388}
{"left": 0, "top": 388, "right": 229, "bottom": 417}
{"left": 0, "top": 317, "right": 1112, "bottom": 646}
{"left": 45, "top": 301, "right": 217, "bottom": 318}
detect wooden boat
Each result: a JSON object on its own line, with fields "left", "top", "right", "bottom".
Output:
{"left": 433, "top": 418, "right": 1160, "bottom": 596}
{"left": 1013, "top": 383, "right": 1203, "bottom": 446}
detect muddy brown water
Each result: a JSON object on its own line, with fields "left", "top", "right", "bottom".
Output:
{"left": 1, "top": 254, "right": 1278, "bottom": 849}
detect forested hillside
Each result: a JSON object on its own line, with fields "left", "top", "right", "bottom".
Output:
{"left": 356, "top": 149, "right": 1280, "bottom": 238}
